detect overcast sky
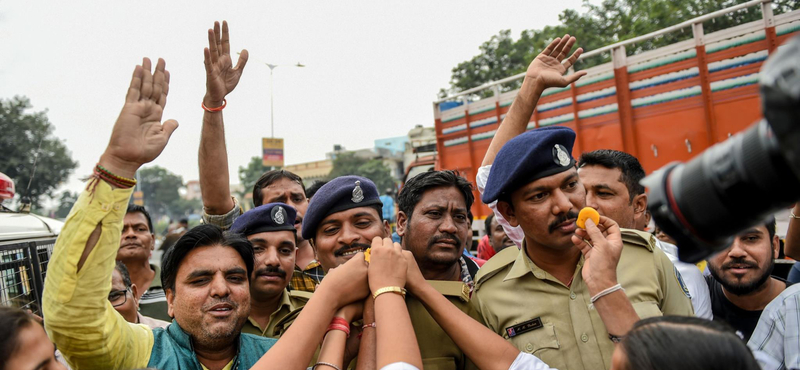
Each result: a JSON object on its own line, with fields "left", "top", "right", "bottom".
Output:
{"left": 0, "top": 0, "right": 591, "bottom": 199}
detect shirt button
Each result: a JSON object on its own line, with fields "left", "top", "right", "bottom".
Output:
{"left": 525, "top": 343, "right": 534, "bottom": 352}
{"left": 570, "top": 292, "right": 577, "bottom": 300}
{"left": 581, "top": 333, "right": 589, "bottom": 342}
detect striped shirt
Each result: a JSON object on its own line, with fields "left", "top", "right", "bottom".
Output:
{"left": 747, "top": 283, "right": 800, "bottom": 370}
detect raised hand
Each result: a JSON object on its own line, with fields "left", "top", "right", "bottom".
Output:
{"left": 204, "top": 21, "right": 248, "bottom": 107}
{"left": 571, "top": 216, "right": 624, "bottom": 294}
{"left": 368, "top": 237, "right": 408, "bottom": 293}
{"left": 401, "top": 250, "right": 426, "bottom": 295}
{"left": 526, "top": 34, "right": 587, "bottom": 90}
{"left": 100, "top": 58, "right": 178, "bottom": 179}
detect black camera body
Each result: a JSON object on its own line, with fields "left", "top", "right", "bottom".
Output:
{"left": 644, "top": 35, "right": 800, "bottom": 263}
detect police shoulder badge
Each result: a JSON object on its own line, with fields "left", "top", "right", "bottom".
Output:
{"left": 272, "top": 206, "right": 286, "bottom": 225}
{"left": 352, "top": 180, "right": 364, "bottom": 203}
{"left": 674, "top": 266, "right": 692, "bottom": 299}
{"left": 553, "top": 144, "right": 570, "bottom": 167}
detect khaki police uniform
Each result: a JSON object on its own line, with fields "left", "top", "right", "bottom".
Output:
{"left": 472, "top": 229, "right": 694, "bottom": 370}
{"left": 242, "top": 289, "right": 312, "bottom": 338}
{"left": 408, "top": 280, "right": 481, "bottom": 370}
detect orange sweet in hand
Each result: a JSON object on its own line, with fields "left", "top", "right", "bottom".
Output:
{"left": 576, "top": 207, "right": 600, "bottom": 229}
{"left": 364, "top": 248, "right": 371, "bottom": 263}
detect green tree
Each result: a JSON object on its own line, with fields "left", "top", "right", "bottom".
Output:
{"left": 329, "top": 152, "right": 396, "bottom": 193}
{"left": 441, "top": 0, "right": 800, "bottom": 98}
{"left": 137, "top": 166, "right": 200, "bottom": 221}
{"left": 53, "top": 190, "right": 78, "bottom": 219}
{"left": 0, "top": 97, "right": 78, "bottom": 210}
{"left": 238, "top": 156, "right": 280, "bottom": 199}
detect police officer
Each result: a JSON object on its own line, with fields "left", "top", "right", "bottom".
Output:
{"left": 230, "top": 203, "right": 312, "bottom": 338}
{"left": 302, "top": 175, "right": 480, "bottom": 370}
{"left": 474, "top": 125, "right": 694, "bottom": 370}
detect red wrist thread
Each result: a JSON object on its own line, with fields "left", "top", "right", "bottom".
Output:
{"left": 327, "top": 317, "right": 351, "bottom": 338}
{"left": 202, "top": 99, "right": 227, "bottom": 112}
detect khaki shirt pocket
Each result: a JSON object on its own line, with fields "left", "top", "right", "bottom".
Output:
{"left": 422, "top": 357, "right": 456, "bottom": 370}
{"left": 509, "top": 323, "right": 561, "bottom": 363}
{"left": 632, "top": 300, "right": 663, "bottom": 319}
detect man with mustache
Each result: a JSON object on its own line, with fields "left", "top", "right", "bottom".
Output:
{"left": 576, "top": 149, "right": 712, "bottom": 319}
{"left": 229, "top": 203, "right": 312, "bottom": 338}
{"left": 118, "top": 204, "right": 170, "bottom": 321}
{"left": 302, "top": 174, "right": 481, "bottom": 369}
{"left": 706, "top": 218, "right": 793, "bottom": 341}
{"left": 44, "top": 56, "right": 279, "bottom": 370}
{"left": 197, "top": 21, "right": 321, "bottom": 292}
{"left": 471, "top": 35, "right": 693, "bottom": 370}
{"left": 396, "top": 170, "right": 481, "bottom": 286}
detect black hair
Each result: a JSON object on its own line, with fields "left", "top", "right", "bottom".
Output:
{"left": 115, "top": 261, "right": 133, "bottom": 288}
{"left": 252, "top": 169, "right": 306, "bottom": 207}
{"left": 620, "top": 316, "right": 760, "bottom": 370}
{"left": 161, "top": 224, "right": 255, "bottom": 292}
{"left": 484, "top": 214, "right": 495, "bottom": 236}
{"left": 126, "top": 204, "right": 153, "bottom": 234}
{"left": 577, "top": 149, "right": 645, "bottom": 201}
{"left": 398, "top": 170, "right": 474, "bottom": 219}
{"left": 179, "top": 218, "right": 188, "bottom": 225}
{"left": 765, "top": 216, "right": 776, "bottom": 240}
{"left": 305, "top": 180, "right": 328, "bottom": 199}
{"left": 0, "top": 306, "right": 38, "bottom": 370}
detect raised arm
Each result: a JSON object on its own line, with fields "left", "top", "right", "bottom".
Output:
{"left": 252, "top": 253, "right": 370, "bottom": 370}
{"left": 368, "top": 237, "right": 422, "bottom": 370}
{"left": 199, "top": 20, "right": 248, "bottom": 218}
{"left": 481, "top": 35, "right": 586, "bottom": 167}
{"left": 43, "top": 58, "right": 178, "bottom": 370}
{"left": 402, "top": 252, "right": 554, "bottom": 370}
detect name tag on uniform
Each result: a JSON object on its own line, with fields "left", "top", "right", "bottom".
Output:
{"left": 506, "top": 317, "right": 543, "bottom": 338}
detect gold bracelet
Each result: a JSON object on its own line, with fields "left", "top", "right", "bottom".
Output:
{"left": 791, "top": 211, "right": 800, "bottom": 220}
{"left": 372, "top": 286, "right": 406, "bottom": 300}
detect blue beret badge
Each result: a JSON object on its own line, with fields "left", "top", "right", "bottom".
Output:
{"left": 553, "top": 144, "right": 571, "bottom": 167}
{"left": 272, "top": 205, "right": 287, "bottom": 225}
{"left": 352, "top": 180, "right": 364, "bottom": 203}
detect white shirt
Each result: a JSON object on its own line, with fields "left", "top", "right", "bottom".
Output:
{"left": 655, "top": 240, "right": 712, "bottom": 319}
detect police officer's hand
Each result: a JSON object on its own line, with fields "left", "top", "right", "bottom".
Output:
{"left": 368, "top": 236, "right": 407, "bottom": 293}
{"left": 525, "top": 34, "right": 587, "bottom": 91}
{"left": 401, "top": 250, "right": 426, "bottom": 295}
{"left": 571, "top": 216, "right": 623, "bottom": 294}
{"left": 203, "top": 20, "right": 248, "bottom": 108}
{"left": 317, "top": 251, "right": 369, "bottom": 308}
{"left": 100, "top": 58, "right": 178, "bottom": 179}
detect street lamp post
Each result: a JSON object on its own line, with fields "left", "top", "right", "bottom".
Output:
{"left": 240, "top": 53, "right": 305, "bottom": 138}
{"left": 266, "top": 63, "right": 277, "bottom": 138}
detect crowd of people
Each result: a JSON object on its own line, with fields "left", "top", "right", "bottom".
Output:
{"left": 2, "top": 20, "right": 799, "bottom": 370}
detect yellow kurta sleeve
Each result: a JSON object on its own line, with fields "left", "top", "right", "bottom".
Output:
{"left": 43, "top": 180, "right": 154, "bottom": 370}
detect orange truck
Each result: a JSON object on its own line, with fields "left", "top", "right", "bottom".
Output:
{"left": 430, "top": 0, "right": 800, "bottom": 220}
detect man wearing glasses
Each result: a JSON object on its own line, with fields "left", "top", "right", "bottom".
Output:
{"left": 109, "top": 261, "right": 170, "bottom": 329}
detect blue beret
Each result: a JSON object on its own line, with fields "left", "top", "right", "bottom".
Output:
{"left": 230, "top": 203, "right": 297, "bottom": 236}
{"left": 301, "top": 176, "right": 382, "bottom": 240}
{"left": 482, "top": 126, "right": 576, "bottom": 204}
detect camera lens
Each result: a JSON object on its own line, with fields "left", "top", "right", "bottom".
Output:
{"left": 645, "top": 119, "right": 800, "bottom": 263}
